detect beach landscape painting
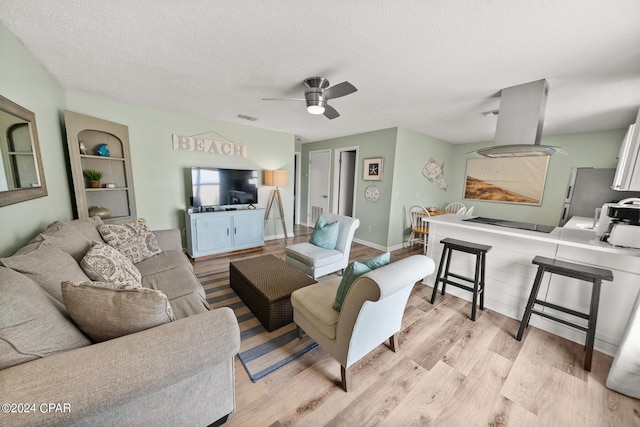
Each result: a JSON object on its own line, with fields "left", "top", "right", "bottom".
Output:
{"left": 464, "top": 156, "right": 549, "bottom": 205}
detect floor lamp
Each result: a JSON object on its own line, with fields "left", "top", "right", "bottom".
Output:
{"left": 264, "top": 169, "right": 288, "bottom": 240}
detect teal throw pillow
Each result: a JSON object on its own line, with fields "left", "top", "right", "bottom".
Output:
{"left": 309, "top": 216, "right": 340, "bottom": 250}
{"left": 362, "top": 252, "right": 391, "bottom": 269}
{"left": 332, "top": 261, "right": 372, "bottom": 312}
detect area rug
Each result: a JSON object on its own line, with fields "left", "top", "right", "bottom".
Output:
{"left": 198, "top": 269, "right": 318, "bottom": 382}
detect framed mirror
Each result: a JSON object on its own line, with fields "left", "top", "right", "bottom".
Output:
{"left": 0, "top": 94, "right": 47, "bottom": 207}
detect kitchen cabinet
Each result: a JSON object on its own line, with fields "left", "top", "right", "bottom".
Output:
{"left": 184, "top": 209, "right": 264, "bottom": 258}
{"left": 612, "top": 109, "right": 640, "bottom": 191}
{"left": 64, "top": 111, "right": 136, "bottom": 224}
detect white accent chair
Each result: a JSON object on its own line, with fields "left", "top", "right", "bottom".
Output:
{"left": 285, "top": 213, "right": 360, "bottom": 279}
{"left": 291, "top": 255, "right": 436, "bottom": 391}
{"left": 465, "top": 206, "right": 475, "bottom": 216}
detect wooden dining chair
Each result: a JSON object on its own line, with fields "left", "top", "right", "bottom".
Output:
{"left": 407, "top": 206, "right": 429, "bottom": 252}
{"left": 444, "top": 202, "right": 466, "bottom": 214}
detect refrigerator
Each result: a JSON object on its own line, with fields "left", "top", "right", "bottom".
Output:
{"left": 559, "top": 168, "right": 640, "bottom": 226}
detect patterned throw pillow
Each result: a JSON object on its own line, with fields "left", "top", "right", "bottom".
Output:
{"left": 61, "top": 281, "right": 175, "bottom": 342}
{"left": 98, "top": 218, "right": 161, "bottom": 264}
{"left": 80, "top": 241, "right": 142, "bottom": 287}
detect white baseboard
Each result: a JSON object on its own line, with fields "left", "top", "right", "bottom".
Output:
{"left": 264, "top": 232, "right": 295, "bottom": 241}
{"left": 352, "top": 238, "right": 404, "bottom": 253}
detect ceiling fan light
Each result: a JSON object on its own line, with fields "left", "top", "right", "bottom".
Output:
{"left": 307, "top": 104, "right": 325, "bottom": 115}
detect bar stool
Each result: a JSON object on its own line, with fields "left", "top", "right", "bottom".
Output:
{"left": 516, "top": 256, "right": 613, "bottom": 371}
{"left": 430, "top": 238, "right": 492, "bottom": 321}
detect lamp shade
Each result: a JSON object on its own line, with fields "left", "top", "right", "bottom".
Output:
{"left": 264, "top": 169, "right": 288, "bottom": 187}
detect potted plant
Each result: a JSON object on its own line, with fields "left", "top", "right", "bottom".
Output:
{"left": 83, "top": 169, "right": 104, "bottom": 188}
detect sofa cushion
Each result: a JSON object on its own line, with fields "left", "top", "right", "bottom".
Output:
{"left": 141, "top": 263, "right": 210, "bottom": 319}
{"left": 0, "top": 267, "right": 90, "bottom": 369}
{"left": 135, "top": 250, "right": 193, "bottom": 276}
{"left": 98, "top": 218, "right": 161, "bottom": 264}
{"left": 38, "top": 221, "right": 93, "bottom": 262}
{"left": 332, "top": 252, "right": 391, "bottom": 311}
{"left": 309, "top": 216, "right": 340, "bottom": 249}
{"left": 284, "top": 242, "right": 343, "bottom": 268}
{"left": 80, "top": 242, "right": 142, "bottom": 287}
{"left": 1, "top": 241, "right": 91, "bottom": 303}
{"left": 291, "top": 279, "right": 340, "bottom": 340}
{"left": 61, "top": 281, "right": 175, "bottom": 342}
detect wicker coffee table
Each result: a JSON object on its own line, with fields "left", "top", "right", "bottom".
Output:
{"left": 229, "top": 254, "right": 317, "bottom": 332}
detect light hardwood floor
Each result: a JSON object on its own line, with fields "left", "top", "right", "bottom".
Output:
{"left": 192, "top": 225, "right": 640, "bottom": 426}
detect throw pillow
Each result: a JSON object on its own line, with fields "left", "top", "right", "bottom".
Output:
{"left": 80, "top": 241, "right": 142, "bottom": 287}
{"left": 309, "top": 216, "right": 340, "bottom": 250}
{"left": 362, "top": 252, "right": 391, "bottom": 270}
{"left": 332, "top": 253, "right": 391, "bottom": 312}
{"left": 38, "top": 221, "right": 93, "bottom": 262}
{"left": 332, "top": 261, "right": 372, "bottom": 312}
{"left": 98, "top": 218, "right": 161, "bottom": 264}
{"left": 1, "top": 241, "right": 91, "bottom": 303}
{"left": 61, "top": 281, "right": 175, "bottom": 342}
{"left": 0, "top": 267, "right": 90, "bottom": 370}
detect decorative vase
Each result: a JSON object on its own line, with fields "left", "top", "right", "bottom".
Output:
{"left": 88, "top": 205, "right": 111, "bottom": 218}
{"left": 88, "top": 180, "right": 100, "bottom": 188}
{"left": 96, "top": 143, "right": 110, "bottom": 157}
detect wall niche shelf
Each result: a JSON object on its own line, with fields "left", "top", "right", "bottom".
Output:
{"left": 64, "top": 111, "right": 137, "bottom": 224}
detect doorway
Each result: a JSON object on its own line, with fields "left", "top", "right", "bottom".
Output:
{"left": 333, "top": 146, "right": 358, "bottom": 217}
{"left": 307, "top": 149, "right": 331, "bottom": 226}
{"left": 294, "top": 151, "right": 301, "bottom": 225}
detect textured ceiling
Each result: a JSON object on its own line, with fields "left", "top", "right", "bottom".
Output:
{"left": 1, "top": 1, "right": 639, "bottom": 144}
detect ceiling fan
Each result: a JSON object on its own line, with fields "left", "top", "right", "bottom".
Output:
{"left": 263, "top": 77, "right": 357, "bottom": 119}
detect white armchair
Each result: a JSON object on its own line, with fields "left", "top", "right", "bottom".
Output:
{"left": 285, "top": 213, "right": 360, "bottom": 279}
{"left": 291, "top": 255, "right": 436, "bottom": 391}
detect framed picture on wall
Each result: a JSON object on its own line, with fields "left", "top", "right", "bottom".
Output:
{"left": 463, "top": 156, "right": 549, "bottom": 205}
{"left": 363, "top": 157, "right": 383, "bottom": 181}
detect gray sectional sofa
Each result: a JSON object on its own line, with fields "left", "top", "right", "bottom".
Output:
{"left": 0, "top": 217, "right": 240, "bottom": 426}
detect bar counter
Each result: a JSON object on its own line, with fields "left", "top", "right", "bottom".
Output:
{"left": 423, "top": 214, "right": 640, "bottom": 356}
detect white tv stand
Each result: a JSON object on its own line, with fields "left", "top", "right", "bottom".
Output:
{"left": 184, "top": 208, "right": 265, "bottom": 259}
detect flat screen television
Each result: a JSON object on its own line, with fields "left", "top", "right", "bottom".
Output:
{"left": 190, "top": 167, "right": 258, "bottom": 207}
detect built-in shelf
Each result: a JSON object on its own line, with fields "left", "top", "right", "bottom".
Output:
{"left": 65, "top": 111, "right": 137, "bottom": 224}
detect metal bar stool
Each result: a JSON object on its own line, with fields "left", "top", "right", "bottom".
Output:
{"left": 516, "top": 256, "right": 613, "bottom": 371}
{"left": 430, "top": 238, "right": 492, "bottom": 321}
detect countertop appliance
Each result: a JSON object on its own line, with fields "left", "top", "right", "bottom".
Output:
{"left": 596, "top": 198, "right": 640, "bottom": 248}
{"left": 612, "top": 108, "right": 640, "bottom": 191}
{"left": 559, "top": 167, "right": 640, "bottom": 226}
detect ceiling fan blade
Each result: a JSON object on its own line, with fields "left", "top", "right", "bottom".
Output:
{"left": 323, "top": 104, "right": 340, "bottom": 120}
{"left": 262, "top": 97, "right": 305, "bottom": 101}
{"left": 323, "top": 81, "right": 357, "bottom": 100}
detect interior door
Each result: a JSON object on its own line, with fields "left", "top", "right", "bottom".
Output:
{"left": 337, "top": 150, "right": 356, "bottom": 216}
{"left": 308, "top": 149, "right": 331, "bottom": 226}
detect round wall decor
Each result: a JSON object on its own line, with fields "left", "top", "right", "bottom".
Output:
{"left": 365, "top": 184, "right": 380, "bottom": 203}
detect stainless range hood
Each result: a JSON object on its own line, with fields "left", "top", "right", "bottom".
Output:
{"left": 474, "top": 79, "right": 561, "bottom": 157}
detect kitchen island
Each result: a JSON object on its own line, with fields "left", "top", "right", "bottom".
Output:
{"left": 424, "top": 214, "right": 640, "bottom": 356}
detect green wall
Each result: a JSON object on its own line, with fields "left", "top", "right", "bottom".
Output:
{"left": 0, "top": 22, "right": 71, "bottom": 257}
{"left": 302, "top": 127, "right": 626, "bottom": 249}
{"left": 0, "top": 19, "right": 628, "bottom": 256}
{"left": 389, "top": 129, "right": 455, "bottom": 248}
{"left": 451, "top": 130, "right": 625, "bottom": 226}
{"left": 0, "top": 20, "right": 295, "bottom": 256}
{"left": 65, "top": 92, "right": 295, "bottom": 239}
{"left": 300, "top": 128, "right": 398, "bottom": 248}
